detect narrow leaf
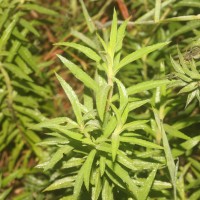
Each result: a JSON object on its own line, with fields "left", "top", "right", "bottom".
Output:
{"left": 138, "top": 167, "right": 158, "bottom": 200}
{"left": 109, "top": 9, "right": 118, "bottom": 53}
{"left": 115, "top": 78, "right": 128, "bottom": 109}
{"left": 55, "top": 42, "right": 101, "bottom": 62}
{"left": 83, "top": 149, "right": 96, "bottom": 191}
{"left": 73, "top": 164, "right": 85, "bottom": 200}
{"left": 56, "top": 73, "right": 83, "bottom": 125}
{"left": 112, "top": 80, "right": 170, "bottom": 101}
{"left": 120, "top": 136, "right": 163, "bottom": 149}
{"left": 44, "top": 177, "right": 75, "bottom": 191}
{"left": 21, "top": 4, "right": 58, "bottom": 15}
{"left": 92, "top": 168, "right": 102, "bottom": 200}
{"left": 57, "top": 55, "right": 99, "bottom": 92}
{"left": 102, "top": 178, "right": 114, "bottom": 200}
{"left": 79, "top": 0, "right": 95, "bottom": 33}
{"left": 115, "top": 42, "right": 169, "bottom": 73}
{"left": 96, "top": 84, "right": 110, "bottom": 121}
{"left": 43, "top": 146, "right": 73, "bottom": 171}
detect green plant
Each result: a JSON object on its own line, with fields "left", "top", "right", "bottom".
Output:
{"left": 33, "top": 10, "right": 178, "bottom": 200}
{"left": 0, "top": 0, "right": 57, "bottom": 198}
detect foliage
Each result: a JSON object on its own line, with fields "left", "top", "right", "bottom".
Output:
{"left": 1, "top": 0, "right": 200, "bottom": 199}
{"left": 33, "top": 10, "right": 174, "bottom": 200}
{"left": 0, "top": 0, "right": 57, "bottom": 198}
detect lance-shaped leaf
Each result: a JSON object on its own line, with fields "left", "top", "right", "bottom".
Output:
{"left": 100, "top": 156, "right": 106, "bottom": 176}
{"left": 115, "top": 42, "right": 170, "bottom": 73}
{"left": 55, "top": 42, "right": 101, "bottom": 62}
{"left": 44, "top": 176, "right": 75, "bottom": 191}
{"left": 73, "top": 163, "right": 85, "bottom": 200}
{"left": 109, "top": 9, "right": 118, "bottom": 54}
{"left": 178, "top": 82, "right": 197, "bottom": 94}
{"left": 153, "top": 109, "right": 177, "bottom": 198}
{"left": 164, "top": 124, "right": 190, "bottom": 140}
{"left": 92, "top": 168, "right": 102, "bottom": 200}
{"left": 96, "top": 84, "right": 110, "bottom": 121}
{"left": 42, "top": 146, "right": 73, "bottom": 171}
{"left": 115, "top": 78, "right": 128, "bottom": 109}
{"left": 112, "top": 80, "right": 170, "bottom": 101}
{"left": 170, "top": 55, "right": 185, "bottom": 74}
{"left": 115, "top": 19, "right": 128, "bottom": 52}
{"left": 112, "top": 129, "right": 120, "bottom": 161}
{"left": 120, "top": 136, "right": 163, "bottom": 149}
{"left": 129, "top": 99, "right": 150, "bottom": 111}
{"left": 137, "top": 166, "right": 158, "bottom": 200}
{"left": 56, "top": 73, "right": 83, "bottom": 125}
{"left": 21, "top": 3, "right": 58, "bottom": 15}
{"left": 57, "top": 55, "right": 99, "bottom": 92}
{"left": 106, "top": 160, "right": 138, "bottom": 199}
{"left": 0, "top": 14, "right": 20, "bottom": 51}
{"left": 84, "top": 149, "right": 97, "bottom": 191}
{"left": 102, "top": 178, "right": 114, "bottom": 200}
{"left": 79, "top": 0, "right": 96, "bottom": 33}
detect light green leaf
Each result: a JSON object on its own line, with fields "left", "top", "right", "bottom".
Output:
{"left": 18, "top": 46, "right": 37, "bottom": 72}
{"left": 174, "top": 72, "right": 192, "bottom": 82}
{"left": 117, "top": 153, "right": 161, "bottom": 171}
{"left": 83, "top": 149, "right": 96, "bottom": 191}
{"left": 55, "top": 42, "right": 101, "bottom": 62}
{"left": 21, "top": 4, "right": 58, "bottom": 15}
{"left": 19, "top": 18, "right": 40, "bottom": 37}
{"left": 138, "top": 166, "right": 158, "bottom": 200}
{"left": 100, "top": 156, "right": 106, "bottom": 176}
{"left": 111, "top": 131, "right": 120, "bottom": 161}
{"left": 180, "top": 135, "right": 200, "bottom": 150}
{"left": 115, "top": 78, "right": 128, "bottom": 109}
{"left": 73, "top": 164, "right": 85, "bottom": 200}
{"left": 0, "top": 15, "right": 19, "bottom": 51}
{"left": 0, "top": 188, "right": 12, "bottom": 200}
{"left": 3, "top": 63, "right": 33, "bottom": 82}
{"left": 56, "top": 73, "right": 83, "bottom": 125}
{"left": 109, "top": 9, "right": 118, "bottom": 54}
{"left": 170, "top": 55, "right": 185, "bottom": 74}
{"left": 62, "top": 158, "right": 84, "bottom": 169}
{"left": 96, "top": 84, "right": 110, "bottom": 121}
{"left": 106, "top": 160, "right": 138, "bottom": 199}
{"left": 71, "top": 30, "right": 97, "bottom": 49}
{"left": 122, "top": 120, "right": 149, "bottom": 131}
{"left": 186, "top": 90, "right": 197, "bottom": 108}
{"left": 115, "top": 19, "right": 128, "bottom": 52}
{"left": 36, "top": 117, "right": 78, "bottom": 128}
{"left": 112, "top": 80, "right": 170, "bottom": 101}
{"left": 43, "top": 146, "right": 73, "bottom": 171}
{"left": 153, "top": 109, "right": 177, "bottom": 198}
{"left": 102, "top": 178, "right": 114, "bottom": 200}
{"left": 154, "top": 0, "right": 161, "bottom": 22}
{"left": 178, "top": 82, "right": 197, "bottom": 94}
{"left": 164, "top": 124, "right": 190, "bottom": 140}
{"left": 79, "top": 0, "right": 95, "bottom": 33}
{"left": 57, "top": 55, "right": 99, "bottom": 92}
{"left": 92, "top": 168, "right": 102, "bottom": 200}
{"left": 96, "top": 33, "right": 108, "bottom": 52}
{"left": 129, "top": 99, "right": 150, "bottom": 111}
{"left": 120, "top": 136, "right": 163, "bottom": 149}
{"left": 103, "top": 115, "right": 117, "bottom": 138}
{"left": 115, "top": 42, "right": 170, "bottom": 73}
{"left": 44, "top": 176, "right": 75, "bottom": 191}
